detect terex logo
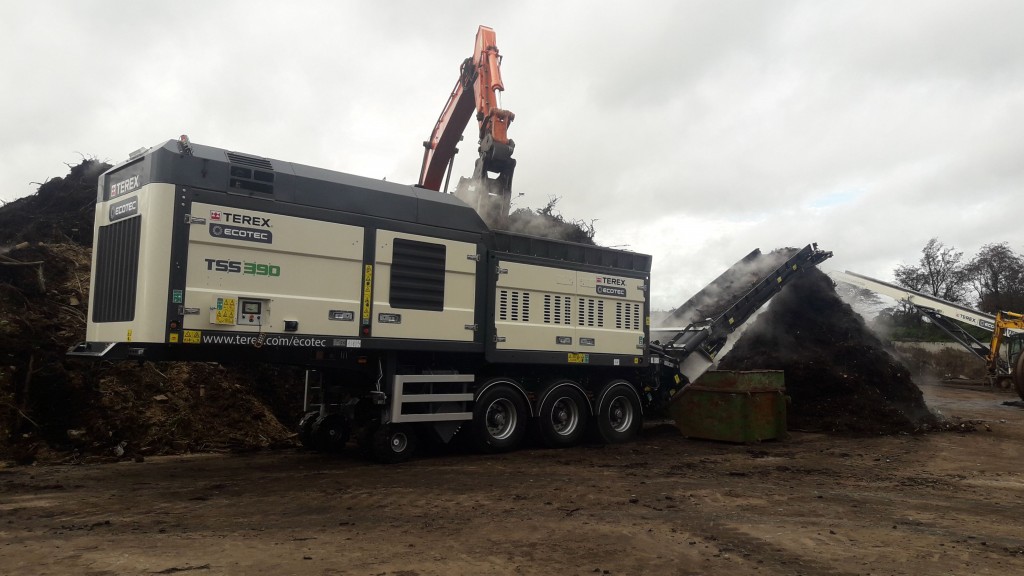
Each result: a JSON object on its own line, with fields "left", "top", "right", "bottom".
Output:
{"left": 596, "top": 276, "right": 626, "bottom": 286}
{"left": 210, "top": 211, "right": 271, "bottom": 227}
{"left": 109, "top": 175, "right": 140, "bottom": 198}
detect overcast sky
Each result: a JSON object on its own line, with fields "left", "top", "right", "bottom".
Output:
{"left": 3, "top": 1, "right": 1022, "bottom": 309}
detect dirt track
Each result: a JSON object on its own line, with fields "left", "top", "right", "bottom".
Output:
{"left": 2, "top": 382, "right": 1023, "bottom": 576}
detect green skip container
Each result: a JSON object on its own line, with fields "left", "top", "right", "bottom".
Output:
{"left": 669, "top": 370, "right": 787, "bottom": 443}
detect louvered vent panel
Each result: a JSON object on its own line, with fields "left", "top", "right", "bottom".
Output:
{"left": 543, "top": 295, "right": 571, "bottom": 324}
{"left": 578, "top": 298, "right": 601, "bottom": 327}
{"left": 500, "top": 290, "right": 531, "bottom": 322}
{"left": 390, "top": 238, "right": 446, "bottom": 311}
{"left": 499, "top": 290, "right": 509, "bottom": 321}
{"left": 615, "top": 302, "right": 642, "bottom": 330}
{"left": 226, "top": 151, "right": 274, "bottom": 170}
{"left": 92, "top": 216, "right": 142, "bottom": 323}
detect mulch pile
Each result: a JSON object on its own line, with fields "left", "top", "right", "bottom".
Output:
{"left": 0, "top": 160, "right": 105, "bottom": 247}
{"left": 718, "top": 268, "right": 942, "bottom": 435}
{"left": 505, "top": 205, "right": 596, "bottom": 244}
{"left": 1, "top": 161, "right": 302, "bottom": 464}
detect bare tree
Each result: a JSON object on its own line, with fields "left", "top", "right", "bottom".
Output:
{"left": 893, "top": 238, "right": 968, "bottom": 302}
{"left": 965, "top": 242, "right": 1024, "bottom": 312}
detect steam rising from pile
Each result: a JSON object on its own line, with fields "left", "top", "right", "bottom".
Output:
{"left": 663, "top": 248, "right": 798, "bottom": 328}
{"left": 504, "top": 204, "right": 596, "bottom": 245}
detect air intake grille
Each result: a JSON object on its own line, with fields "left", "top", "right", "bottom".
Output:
{"left": 389, "top": 238, "right": 446, "bottom": 311}
{"left": 498, "top": 290, "right": 530, "bottom": 322}
{"left": 226, "top": 151, "right": 274, "bottom": 170}
{"left": 616, "top": 302, "right": 641, "bottom": 331}
{"left": 92, "top": 216, "right": 141, "bottom": 323}
{"left": 577, "top": 298, "right": 604, "bottom": 327}
{"left": 543, "top": 295, "right": 571, "bottom": 324}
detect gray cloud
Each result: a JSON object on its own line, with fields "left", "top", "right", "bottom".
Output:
{"left": 2, "top": 0, "right": 1021, "bottom": 310}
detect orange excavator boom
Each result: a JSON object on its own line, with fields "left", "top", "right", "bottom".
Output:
{"left": 418, "top": 26, "right": 516, "bottom": 227}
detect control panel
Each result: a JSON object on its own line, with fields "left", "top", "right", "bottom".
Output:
{"left": 237, "top": 298, "right": 266, "bottom": 326}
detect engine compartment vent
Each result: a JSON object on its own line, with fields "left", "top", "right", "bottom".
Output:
{"left": 226, "top": 151, "right": 274, "bottom": 170}
{"left": 226, "top": 152, "right": 275, "bottom": 195}
{"left": 92, "top": 216, "right": 141, "bottom": 323}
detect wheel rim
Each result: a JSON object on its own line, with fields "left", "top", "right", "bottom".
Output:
{"left": 485, "top": 398, "right": 517, "bottom": 440}
{"left": 607, "top": 395, "right": 634, "bottom": 433}
{"left": 549, "top": 396, "right": 581, "bottom": 436}
{"left": 390, "top": 431, "right": 408, "bottom": 453}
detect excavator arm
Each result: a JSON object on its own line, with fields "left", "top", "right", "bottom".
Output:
{"left": 418, "top": 58, "right": 476, "bottom": 192}
{"left": 418, "top": 25, "right": 516, "bottom": 228}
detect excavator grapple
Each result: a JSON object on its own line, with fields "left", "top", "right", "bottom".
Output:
{"left": 418, "top": 25, "right": 516, "bottom": 228}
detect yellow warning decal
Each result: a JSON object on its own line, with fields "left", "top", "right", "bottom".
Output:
{"left": 214, "top": 298, "right": 237, "bottom": 325}
{"left": 127, "top": 329, "right": 133, "bottom": 342}
{"left": 567, "top": 353, "right": 590, "bottom": 364}
{"left": 183, "top": 330, "right": 202, "bottom": 344}
{"left": 169, "top": 333, "right": 179, "bottom": 343}
{"left": 361, "top": 264, "right": 373, "bottom": 322}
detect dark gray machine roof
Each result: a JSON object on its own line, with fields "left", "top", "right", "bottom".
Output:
{"left": 100, "top": 139, "right": 651, "bottom": 273}
{"left": 104, "top": 139, "right": 490, "bottom": 234}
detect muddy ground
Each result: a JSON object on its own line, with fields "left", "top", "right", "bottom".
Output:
{"left": 2, "top": 381, "right": 1022, "bottom": 576}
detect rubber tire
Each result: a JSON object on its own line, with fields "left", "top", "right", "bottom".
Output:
{"left": 1015, "top": 352, "right": 1024, "bottom": 402}
{"left": 592, "top": 383, "right": 642, "bottom": 444}
{"left": 371, "top": 424, "right": 417, "bottom": 464}
{"left": 311, "top": 413, "right": 350, "bottom": 453}
{"left": 297, "top": 411, "right": 319, "bottom": 450}
{"left": 471, "top": 383, "right": 527, "bottom": 453}
{"left": 535, "top": 384, "right": 589, "bottom": 448}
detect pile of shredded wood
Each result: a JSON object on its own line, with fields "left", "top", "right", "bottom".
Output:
{"left": 717, "top": 268, "right": 943, "bottom": 435}
{"left": 1, "top": 161, "right": 302, "bottom": 464}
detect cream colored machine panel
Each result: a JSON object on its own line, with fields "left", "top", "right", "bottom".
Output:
{"left": 371, "top": 230, "right": 477, "bottom": 342}
{"left": 574, "top": 270, "right": 647, "bottom": 355}
{"left": 494, "top": 260, "right": 646, "bottom": 355}
{"left": 86, "top": 183, "right": 177, "bottom": 344}
{"left": 184, "top": 203, "right": 364, "bottom": 336}
{"left": 495, "top": 261, "right": 576, "bottom": 353}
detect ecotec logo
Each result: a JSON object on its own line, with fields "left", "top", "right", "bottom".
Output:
{"left": 108, "top": 196, "right": 139, "bottom": 222}
{"left": 109, "top": 175, "right": 140, "bottom": 198}
{"left": 210, "top": 210, "right": 271, "bottom": 227}
{"left": 209, "top": 223, "right": 273, "bottom": 244}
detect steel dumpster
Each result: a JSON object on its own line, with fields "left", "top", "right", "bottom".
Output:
{"left": 669, "top": 370, "right": 787, "bottom": 442}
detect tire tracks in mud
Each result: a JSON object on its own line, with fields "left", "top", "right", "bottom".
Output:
{"left": 673, "top": 512, "right": 861, "bottom": 576}
{"left": 619, "top": 448, "right": 863, "bottom": 574}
